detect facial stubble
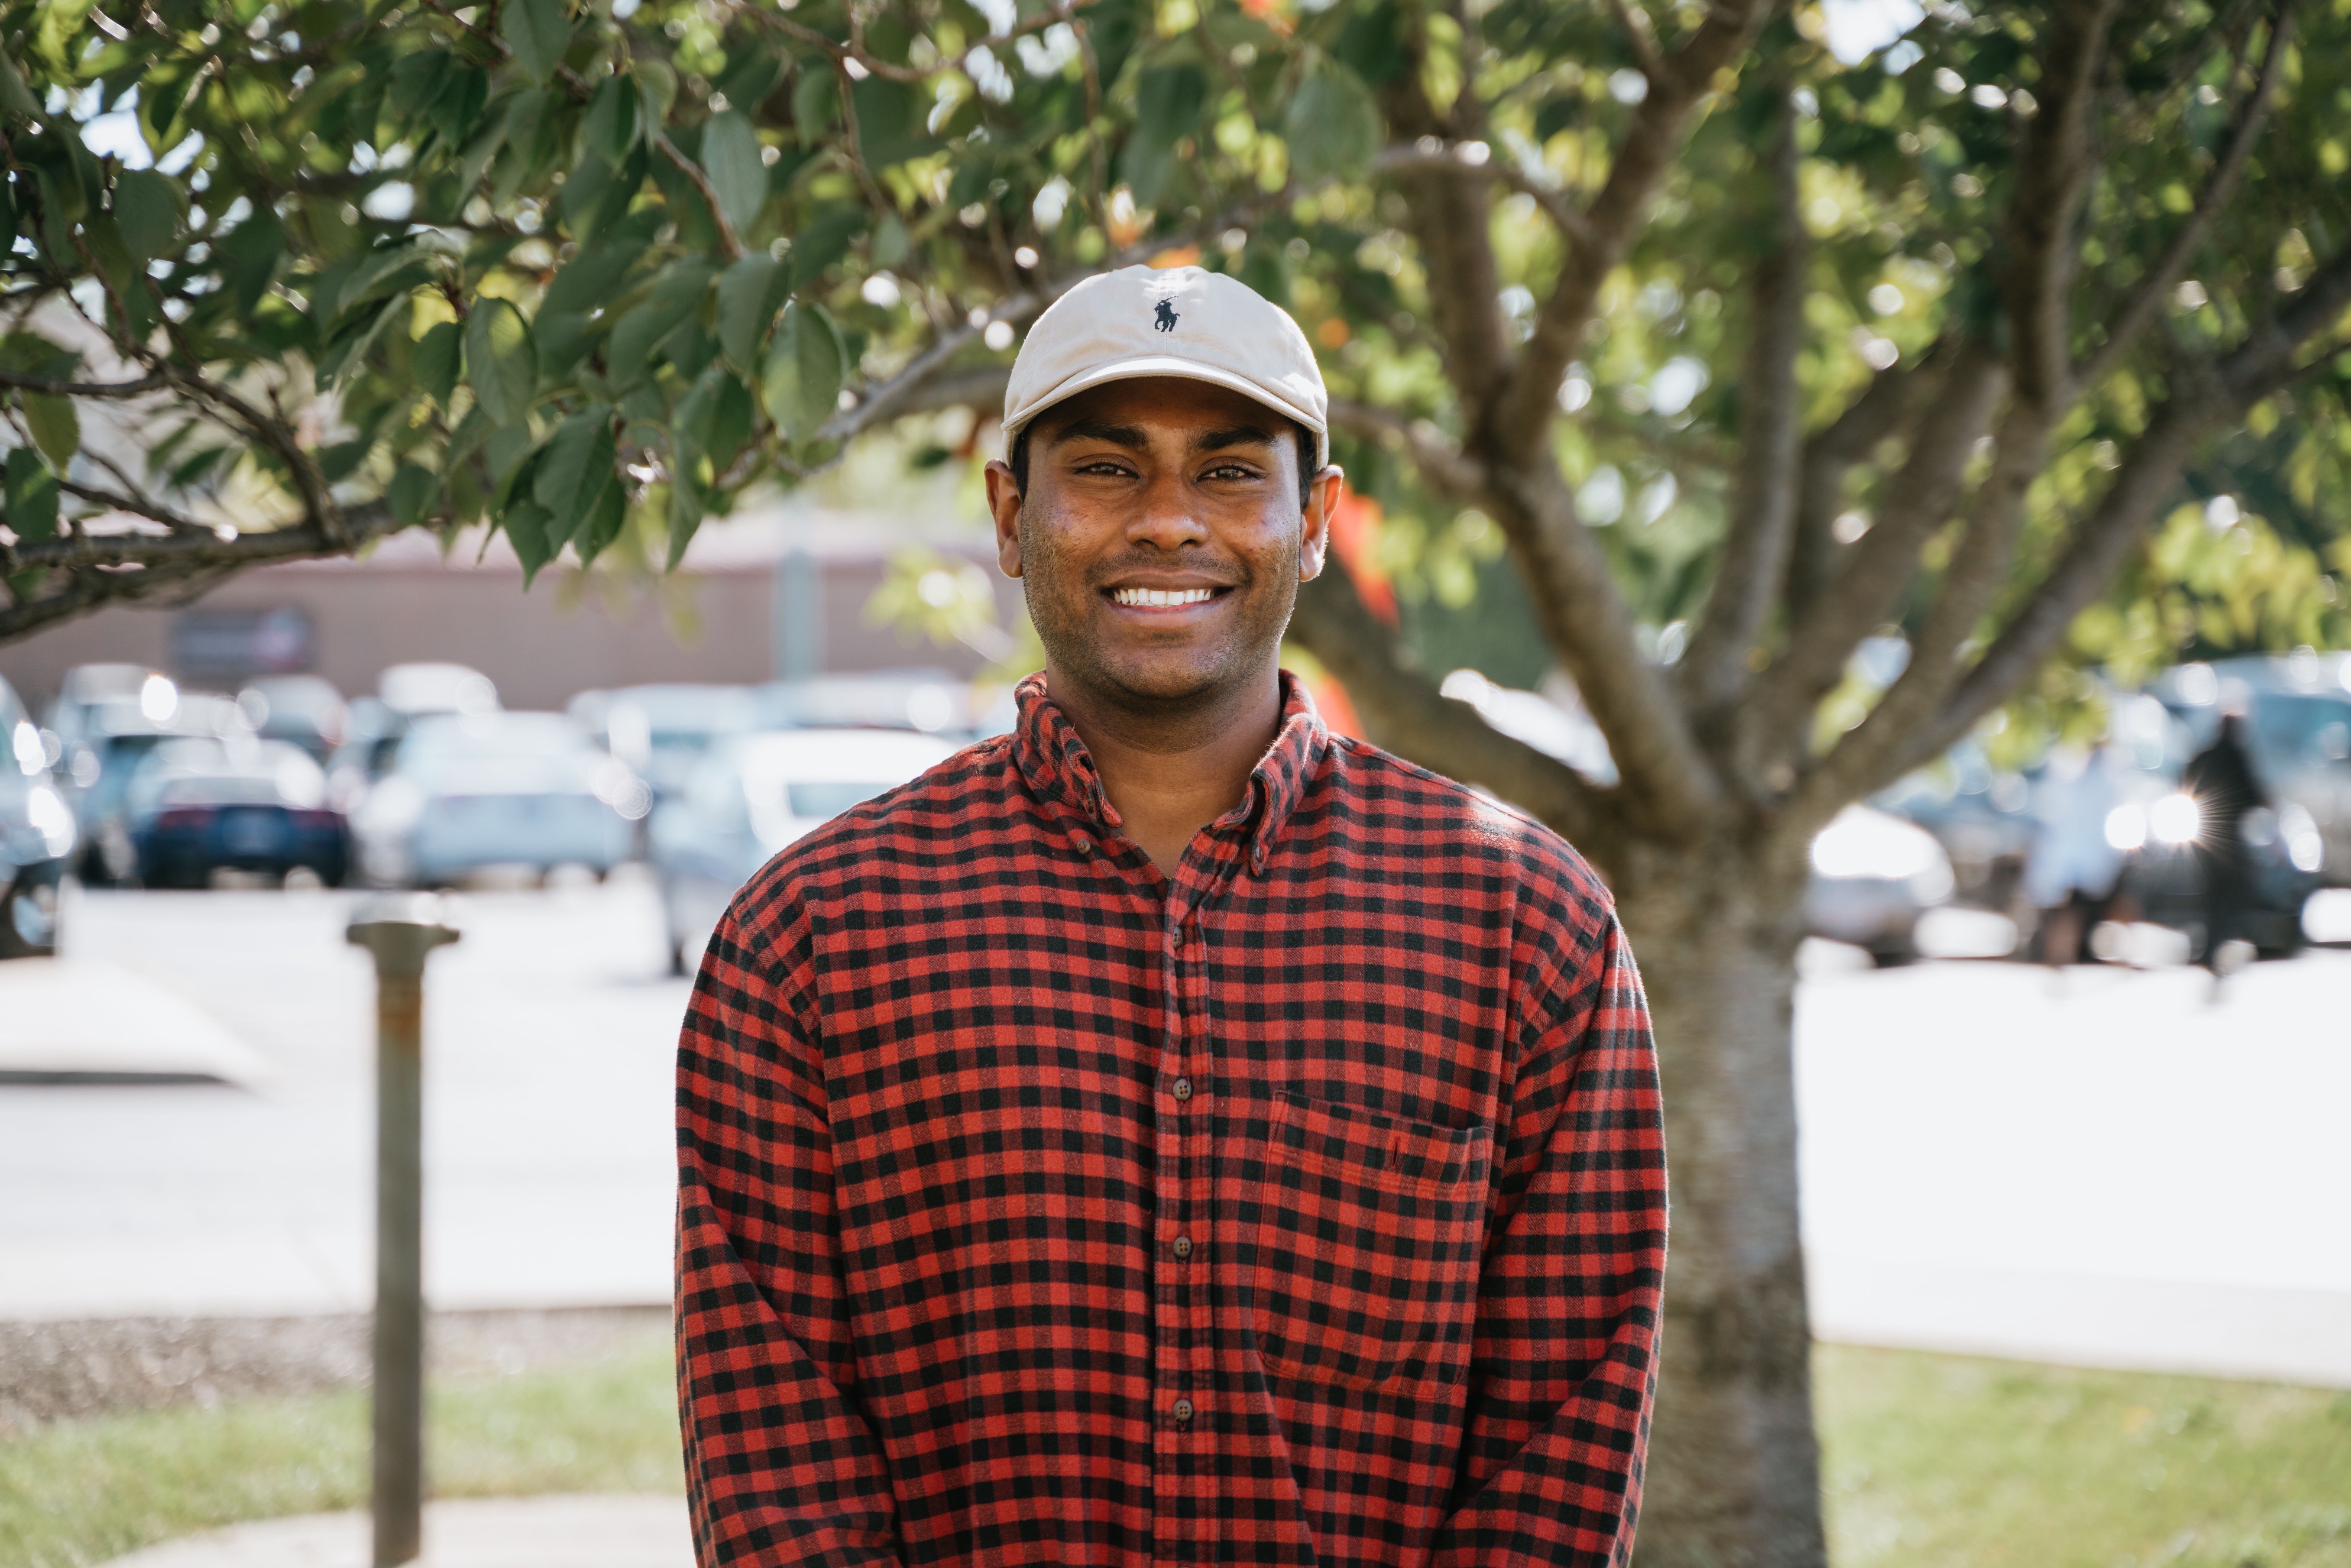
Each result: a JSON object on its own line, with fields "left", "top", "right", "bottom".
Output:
{"left": 1015, "top": 500, "right": 1303, "bottom": 723}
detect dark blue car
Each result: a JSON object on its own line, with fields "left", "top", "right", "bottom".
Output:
{"left": 126, "top": 737, "right": 348, "bottom": 889}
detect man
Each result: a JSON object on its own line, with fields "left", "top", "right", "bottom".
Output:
{"left": 676, "top": 265, "right": 1667, "bottom": 1567}
{"left": 2182, "top": 704, "right": 2270, "bottom": 985}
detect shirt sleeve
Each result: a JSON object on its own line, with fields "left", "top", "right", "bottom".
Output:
{"left": 1428, "top": 912, "right": 1667, "bottom": 1568}
{"left": 676, "top": 899, "right": 905, "bottom": 1567}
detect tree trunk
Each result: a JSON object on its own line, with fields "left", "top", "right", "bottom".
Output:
{"left": 1616, "top": 839, "right": 1827, "bottom": 1568}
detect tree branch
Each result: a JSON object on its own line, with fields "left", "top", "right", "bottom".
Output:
{"left": 1785, "top": 341, "right": 1956, "bottom": 620}
{"left": 2001, "top": 0, "right": 2120, "bottom": 410}
{"left": 2075, "top": 2, "right": 2292, "bottom": 387}
{"left": 0, "top": 368, "right": 167, "bottom": 399}
{"left": 1908, "top": 238, "right": 2351, "bottom": 773}
{"left": 1743, "top": 341, "right": 2008, "bottom": 764}
{"left": 1370, "top": 144, "right": 1594, "bottom": 250}
{"left": 1487, "top": 0, "right": 1773, "bottom": 459}
{"left": 652, "top": 134, "right": 749, "bottom": 264}
{"left": 1680, "top": 97, "right": 1806, "bottom": 717}
{"left": 1287, "top": 568, "right": 1619, "bottom": 860}
{"left": 1484, "top": 458, "right": 1726, "bottom": 837}
{"left": 1, "top": 503, "right": 400, "bottom": 643}
{"left": 1325, "top": 397, "right": 1488, "bottom": 498}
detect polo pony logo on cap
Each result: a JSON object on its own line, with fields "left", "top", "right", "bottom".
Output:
{"left": 1152, "top": 299, "right": 1179, "bottom": 333}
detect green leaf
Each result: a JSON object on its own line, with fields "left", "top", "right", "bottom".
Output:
{"left": 504, "top": 499, "right": 557, "bottom": 585}
{"left": 24, "top": 393, "right": 79, "bottom": 469}
{"left": 715, "top": 253, "right": 786, "bottom": 370}
{"left": 415, "top": 320, "right": 462, "bottom": 404}
{"left": 792, "top": 69, "right": 837, "bottom": 144}
{"left": 1125, "top": 64, "right": 1207, "bottom": 206}
{"left": 500, "top": 0, "right": 571, "bottom": 85}
{"left": 1284, "top": 59, "right": 1380, "bottom": 186}
{"left": 665, "top": 478, "right": 705, "bottom": 569}
{"left": 605, "top": 260, "right": 715, "bottom": 387}
{"left": 386, "top": 461, "right": 438, "bottom": 526}
{"left": 700, "top": 111, "right": 768, "bottom": 237}
{"left": 3, "top": 448, "right": 59, "bottom": 540}
{"left": 531, "top": 404, "right": 617, "bottom": 537}
{"left": 112, "top": 169, "right": 181, "bottom": 261}
{"left": 584, "top": 74, "right": 641, "bottom": 166}
{"left": 0, "top": 53, "right": 43, "bottom": 121}
{"left": 465, "top": 297, "right": 539, "bottom": 427}
{"left": 574, "top": 475, "right": 626, "bottom": 566}
{"left": 788, "top": 205, "right": 867, "bottom": 291}
{"left": 215, "top": 209, "right": 285, "bottom": 315}
{"left": 760, "top": 300, "right": 845, "bottom": 446}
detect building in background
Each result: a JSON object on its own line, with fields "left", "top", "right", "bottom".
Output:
{"left": 0, "top": 510, "right": 1018, "bottom": 711}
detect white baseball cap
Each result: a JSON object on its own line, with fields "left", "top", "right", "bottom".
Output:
{"left": 1003, "top": 264, "right": 1329, "bottom": 468}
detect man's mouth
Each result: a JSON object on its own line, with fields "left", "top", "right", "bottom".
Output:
{"left": 1108, "top": 586, "right": 1223, "bottom": 608}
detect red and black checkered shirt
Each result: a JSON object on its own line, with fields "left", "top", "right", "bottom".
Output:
{"left": 677, "top": 672, "right": 1666, "bottom": 1567}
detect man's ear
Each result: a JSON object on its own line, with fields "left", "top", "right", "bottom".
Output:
{"left": 984, "top": 459, "right": 1025, "bottom": 578}
{"left": 1297, "top": 466, "right": 1343, "bottom": 582}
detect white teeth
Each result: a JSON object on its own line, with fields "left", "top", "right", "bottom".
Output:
{"left": 1112, "top": 587, "right": 1216, "bottom": 607}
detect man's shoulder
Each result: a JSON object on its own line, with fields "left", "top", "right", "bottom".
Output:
{"left": 1319, "top": 733, "right": 1614, "bottom": 918}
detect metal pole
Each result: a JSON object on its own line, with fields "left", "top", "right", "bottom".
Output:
{"left": 347, "top": 897, "right": 459, "bottom": 1568}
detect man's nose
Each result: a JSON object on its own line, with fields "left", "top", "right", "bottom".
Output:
{"left": 1125, "top": 473, "right": 1209, "bottom": 551}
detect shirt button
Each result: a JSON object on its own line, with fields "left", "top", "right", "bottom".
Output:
{"left": 1172, "top": 1235, "right": 1193, "bottom": 1259}
{"left": 1071, "top": 834, "right": 1092, "bottom": 854}
{"left": 1171, "top": 1398, "right": 1193, "bottom": 1424}
{"left": 1171, "top": 1077, "right": 1192, "bottom": 1102}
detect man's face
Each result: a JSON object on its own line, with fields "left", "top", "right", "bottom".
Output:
{"left": 986, "top": 377, "right": 1336, "bottom": 709}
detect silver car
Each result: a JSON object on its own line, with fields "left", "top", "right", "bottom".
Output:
{"left": 350, "top": 712, "right": 649, "bottom": 887}
{"left": 650, "top": 728, "right": 959, "bottom": 973}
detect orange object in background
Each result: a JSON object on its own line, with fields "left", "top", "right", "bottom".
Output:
{"left": 1323, "top": 483, "right": 1397, "bottom": 626}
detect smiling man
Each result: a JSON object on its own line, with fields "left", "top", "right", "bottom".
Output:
{"left": 676, "top": 265, "right": 1667, "bottom": 1567}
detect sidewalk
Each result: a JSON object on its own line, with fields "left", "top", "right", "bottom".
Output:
{"left": 98, "top": 1495, "right": 691, "bottom": 1568}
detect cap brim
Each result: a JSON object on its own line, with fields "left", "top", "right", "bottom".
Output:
{"left": 1005, "top": 356, "right": 1328, "bottom": 468}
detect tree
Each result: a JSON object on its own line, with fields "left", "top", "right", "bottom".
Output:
{"left": 4, "top": 0, "right": 2349, "bottom": 1558}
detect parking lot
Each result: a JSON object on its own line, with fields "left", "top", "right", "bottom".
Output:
{"left": 2, "top": 881, "right": 2345, "bottom": 1385}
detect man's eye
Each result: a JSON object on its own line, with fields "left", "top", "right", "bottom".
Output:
{"left": 1203, "top": 464, "right": 1259, "bottom": 482}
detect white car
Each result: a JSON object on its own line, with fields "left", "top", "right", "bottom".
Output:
{"left": 351, "top": 712, "right": 649, "bottom": 887}
{"left": 650, "top": 728, "right": 960, "bottom": 974}
{"left": 1805, "top": 804, "right": 1957, "bottom": 965}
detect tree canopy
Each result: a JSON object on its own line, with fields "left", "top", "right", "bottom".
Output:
{"left": 8, "top": 0, "right": 2351, "bottom": 1556}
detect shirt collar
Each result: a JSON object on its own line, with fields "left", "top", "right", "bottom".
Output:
{"left": 1011, "top": 670, "right": 1327, "bottom": 869}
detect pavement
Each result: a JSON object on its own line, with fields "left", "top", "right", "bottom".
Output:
{"left": 95, "top": 1495, "right": 691, "bottom": 1567}
{"left": 1, "top": 877, "right": 2347, "bottom": 1385}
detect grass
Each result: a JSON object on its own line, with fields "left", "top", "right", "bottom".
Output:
{"left": 0, "top": 1330, "right": 683, "bottom": 1568}
{"left": 1818, "top": 1344, "right": 2351, "bottom": 1567}
{"left": 4, "top": 1334, "right": 2348, "bottom": 1567}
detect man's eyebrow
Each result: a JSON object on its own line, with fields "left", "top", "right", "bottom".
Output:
{"left": 1047, "top": 418, "right": 1151, "bottom": 449}
{"left": 1191, "top": 425, "right": 1278, "bottom": 453}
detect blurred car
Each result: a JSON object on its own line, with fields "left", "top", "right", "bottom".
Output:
{"left": 1805, "top": 805, "right": 1957, "bottom": 965}
{"left": 40, "top": 663, "right": 157, "bottom": 756}
{"left": 569, "top": 683, "right": 760, "bottom": 803}
{"left": 236, "top": 675, "right": 349, "bottom": 762}
{"left": 757, "top": 670, "right": 986, "bottom": 738}
{"left": 60, "top": 681, "right": 251, "bottom": 885}
{"left": 379, "top": 662, "right": 499, "bottom": 718}
{"left": 327, "top": 664, "right": 501, "bottom": 813}
{"left": 1, "top": 674, "right": 75, "bottom": 958}
{"left": 123, "top": 737, "right": 347, "bottom": 889}
{"left": 650, "top": 727, "right": 959, "bottom": 973}
{"left": 349, "top": 711, "right": 648, "bottom": 887}
{"left": 1873, "top": 740, "right": 2037, "bottom": 915}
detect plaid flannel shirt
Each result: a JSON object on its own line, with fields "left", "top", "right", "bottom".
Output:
{"left": 676, "top": 671, "right": 1666, "bottom": 1568}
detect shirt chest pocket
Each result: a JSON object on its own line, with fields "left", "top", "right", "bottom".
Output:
{"left": 1243, "top": 1090, "right": 1494, "bottom": 1396}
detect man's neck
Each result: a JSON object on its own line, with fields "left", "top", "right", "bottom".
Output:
{"left": 1046, "top": 660, "right": 1284, "bottom": 876}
